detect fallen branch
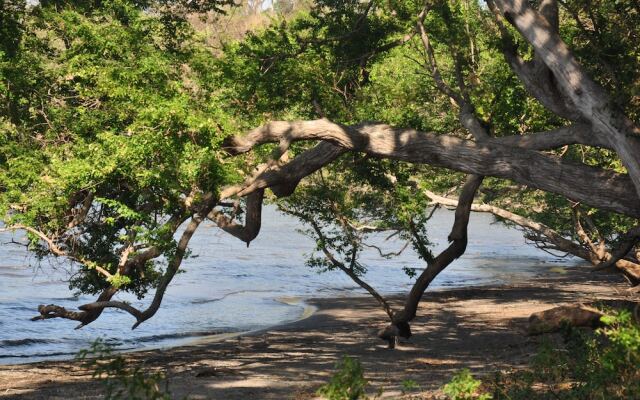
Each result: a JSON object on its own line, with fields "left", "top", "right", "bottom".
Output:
{"left": 527, "top": 304, "right": 604, "bottom": 335}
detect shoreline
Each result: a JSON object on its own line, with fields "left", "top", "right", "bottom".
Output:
{"left": 0, "top": 295, "right": 319, "bottom": 366}
{"left": 0, "top": 280, "right": 506, "bottom": 366}
{"left": 0, "top": 268, "right": 634, "bottom": 399}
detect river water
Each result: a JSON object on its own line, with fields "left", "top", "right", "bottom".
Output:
{"left": 0, "top": 206, "right": 579, "bottom": 364}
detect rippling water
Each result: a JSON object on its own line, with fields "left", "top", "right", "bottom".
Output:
{"left": 0, "top": 207, "right": 581, "bottom": 364}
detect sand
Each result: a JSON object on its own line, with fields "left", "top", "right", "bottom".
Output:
{"left": 0, "top": 268, "right": 635, "bottom": 399}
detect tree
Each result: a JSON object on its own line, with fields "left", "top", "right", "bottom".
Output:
{"left": 217, "top": 0, "right": 640, "bottom": 343}
{"left": 1, "top": 0, "right": 639, "bottom": 347}
{"left": 1, "top": 0, "right": 241, "bottom": 328}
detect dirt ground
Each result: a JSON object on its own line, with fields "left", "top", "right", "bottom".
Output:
{"left": 0, "top": 268, "right": 635, "bottom": 399}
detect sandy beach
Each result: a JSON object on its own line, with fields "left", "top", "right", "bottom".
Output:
{"left": 0, "top": 268, "right": 634, "bottom": 399}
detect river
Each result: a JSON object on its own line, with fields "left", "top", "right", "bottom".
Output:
{"left": 0, "top": 206, "right": 579, "bottom": 364}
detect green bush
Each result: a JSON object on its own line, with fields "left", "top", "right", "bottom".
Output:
{"left": 317, "top": 356, "right": 369, "bottom": 400}
{"left": 442, "top": 369, "right": 491, "bottom": 400}
{"left": 76, "top": 339, "right": 171, "bottom": 400}
{"left": 400, "top": 379, "right": 421, "bottom": 394}
{"left": 450, "top": 310, "right": 640, "bottom": 400}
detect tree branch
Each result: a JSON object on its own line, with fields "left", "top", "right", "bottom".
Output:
{"left": 223, "top": 119, "right": 640, "bottom": 218}
{"left": 286, "top": 207, "right": 395, "bottom": 321}
{"left": 384, "top": 175, "right": 484, "bottom": 343}
{"left": 491, "top": 0, "right": 640, "bottom": 199}
{"left": 209, "top": 189, "right": 264, "bottom": 246}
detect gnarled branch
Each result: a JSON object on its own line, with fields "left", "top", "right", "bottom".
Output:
{"left": 380, "top": 175, "right": 484, "bottom": 346}
{"left": 223, "top": 119, "right": 640, "bottom": 218}
{"left": 491, "top": 0, "right": 640, "bottom": 199}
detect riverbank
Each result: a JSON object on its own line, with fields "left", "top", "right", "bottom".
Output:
{"left": 0, "top": 268, "right": 634, "bottom": 399}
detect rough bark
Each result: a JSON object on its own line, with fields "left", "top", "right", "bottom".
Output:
{"left": 222, "top": 141, "right": 346, "bottom": 200}
{"left": 489, "top": 123, "right": 610, "bottom": 150}
{"left": 592, "top": 226, "right": 640, "bottom": 273}
{"left": 487, "top": 0, "right": 577, "bottom": 121}
{"left": 572, "top": 212, "right": 640, "bottom": 282}
{"left": 491, "top": 0, "right": 640, "bottom": 200}
{"left": 209, "top": 189, "right": 264, "bottom": 245}
{"left": 30, "top": 286, "right": 118, "bottom": 329}
{"left": 224, "top": 119, "right": 640, "bottom": 218}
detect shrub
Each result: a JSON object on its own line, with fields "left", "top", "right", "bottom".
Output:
{"left": 442, "top": 369, "right": 491, "bottom": 400}
{"left": 458, "top": 309, "right": 640, "bottom": 400}
{"left": 317, "top": 356, "right": 369, "bottom": 400}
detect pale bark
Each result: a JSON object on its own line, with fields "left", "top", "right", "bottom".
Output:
{"left": 527, "top": 304, "right": 604, "bottom": 335}
{"left": 224, "top": 119, "right": 640, "bottom": 218}
{"left": 489, "top": 124, "right": 610, "bottom": 150}
{"left": 487, "top": 0, "right": 577, "bottom": 121}
{"left": 425, "top": 190, "right": 587, "bottom": 257}
{"left": 491, "top": 0, "right": 640, "bottom": 199}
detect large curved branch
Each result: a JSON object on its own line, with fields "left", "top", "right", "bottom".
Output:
{"left": 491, "top": 0, "right": 640, "bottom": 199}
{"left": 209, "top": 189, "right": 264, "bottom": 246}
{"left": 224, "top": 119, "right": 640, "bottom": 218}
{"left": 231, "top": 141, "right": 347, "bottom": 199}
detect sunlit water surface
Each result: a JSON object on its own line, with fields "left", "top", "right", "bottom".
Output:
{"left": 0, "top": 207, "right": 581, "bottom": 364}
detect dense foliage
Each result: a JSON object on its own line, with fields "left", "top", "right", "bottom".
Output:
{"left": 1, "top": 0, "right": 638, "bottom": 335}
{"left": 216, "top": 0, "right": 640, "bottom": 289}
{"left": 317, "top": 356, "right": 370, "bottom": 400}
{"left": 0, "top": 1, "right": 237, "bottom": 297}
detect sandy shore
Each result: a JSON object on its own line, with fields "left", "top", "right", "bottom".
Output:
{"left": 0, "top": 268, "right": 635, "bottom": 399}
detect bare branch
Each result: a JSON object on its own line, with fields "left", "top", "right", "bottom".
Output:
{"left": 362, "top": 241, "right": 410, "bottom": 258}
{"left": 2, "top": 224, "right": 113, "bottom": 280}
{"left": 425, "top": 189, "right": 589, "bottom": 259}
{"left": 67, "top": 192, "right": 94, "bottom": 229}
{"left": 304, "top": 213, "right": 395, "bottom": 321}
{"left": 223, "top": 119, "right": 640, "bottom": 218}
